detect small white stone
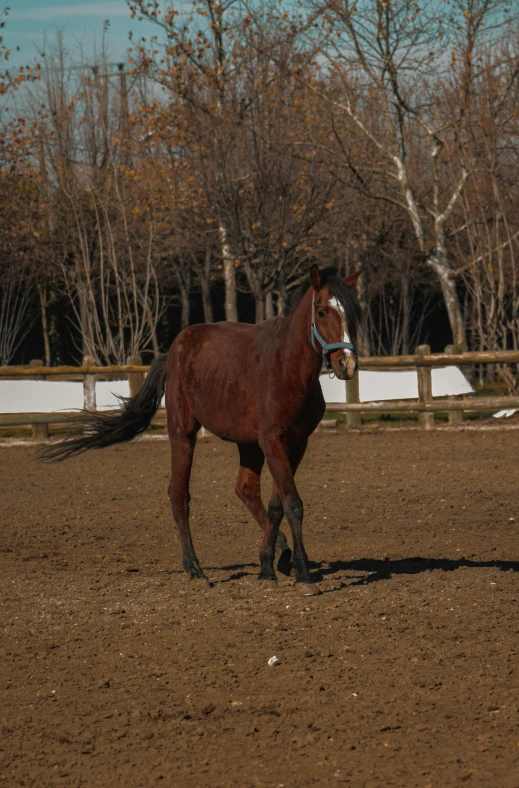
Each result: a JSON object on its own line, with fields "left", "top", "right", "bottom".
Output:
{"left": 268, "top": 656, "right": 280, "bottom": 667}
{"left": 509, "top": 517, "right": 515, "bottom": 523}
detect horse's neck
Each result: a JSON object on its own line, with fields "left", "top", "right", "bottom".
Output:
{"left": 284, "top": 289, "right": 322, "bottom": 388}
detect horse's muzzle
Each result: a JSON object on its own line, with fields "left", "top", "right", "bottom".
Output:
{"left": 332, "top": 351, "right": 358, "bottom": 380}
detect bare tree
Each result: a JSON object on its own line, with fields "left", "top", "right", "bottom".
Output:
{"left": 296, "top": 0, "right": 519, "bottom": 349}
{"left": 182, "top": 6, "right": 339, "bottom": 321}
{"left": 0, "top": 261, "right": 34, "bottom": 365}
{"left": 437, "top": 33, "right": 519, "bottom": 378}
{"left": 128, "top": 0, "right": 240, "bottom": 321}
{"left": 34, "top": 41, "right": 164, "bottom": 363}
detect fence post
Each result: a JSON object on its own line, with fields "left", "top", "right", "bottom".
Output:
{"left": 416, "top": 345, "right": 434, "bottom": 431}
{"left": 83, "top": 355, "right": 96, "bottom": 411}
{"left": 346, "top": 373, "right": 361, "bottom": 428}
{"left": 29, "top": 359, "right": 48, "bottom": 441}
{"left": 127, "top": 355, "right": 144, "bottom": 398}
{"left": 445, "top": 344, "right": 463, "bottom": 426}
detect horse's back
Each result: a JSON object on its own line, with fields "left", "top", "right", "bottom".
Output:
{"left": 171, "top": 320, "right": 282, "bottom": 373}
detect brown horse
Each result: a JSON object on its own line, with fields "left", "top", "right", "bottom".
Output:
{"left": 42, "top": 265, "right": 362, "bottom": 594}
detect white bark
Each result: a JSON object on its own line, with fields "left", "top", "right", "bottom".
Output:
{"left": 219, "top": 223, "right": 238, "bottom": 322}
{"left": 428, "top": 253, "right": 466, "bottom": 349}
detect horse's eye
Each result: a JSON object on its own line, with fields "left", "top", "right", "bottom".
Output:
{"left": 317, "top": 310, "right": 326, "bottom": 318}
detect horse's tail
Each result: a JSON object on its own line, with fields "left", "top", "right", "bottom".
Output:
{"left": 39, "top": 354, "right": 168, "bottom": 462}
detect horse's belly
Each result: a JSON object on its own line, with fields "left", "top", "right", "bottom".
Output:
{"left": 188, "top": 374, "right": 260, "bottom": 443}
{"left": 195, "top": 409, "right": 259, "bottom": 444}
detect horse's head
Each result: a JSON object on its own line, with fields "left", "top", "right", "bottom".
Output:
{"left": 310, "top": 265, "right": 362, "bottom": 380}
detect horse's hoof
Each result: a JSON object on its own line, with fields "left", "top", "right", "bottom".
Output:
{"left": 190, "top": 577, "right": 211, "bottom": 590}
{"left": 295, "top": 582, "right": 321, "bottom": 596}
{"left": 276, "top": 548, "right": 293, "bottom": 577}
{"left": 258, "top": 577, "right": 278, "bottom": 590}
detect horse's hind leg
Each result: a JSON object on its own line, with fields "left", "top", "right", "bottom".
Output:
{"left": 168, "top": 429, "right": 208, "bottom": 587}
{"left": 235, "top": 444, "right": 291, "bottom": 577}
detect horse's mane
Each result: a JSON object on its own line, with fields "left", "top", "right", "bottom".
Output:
{"left": 289, "top": 267, "right": 363, "bottom": 338}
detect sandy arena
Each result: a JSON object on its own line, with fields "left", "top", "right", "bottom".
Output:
{"left": 1, "top": 429, "right": 519, "bottom": 786}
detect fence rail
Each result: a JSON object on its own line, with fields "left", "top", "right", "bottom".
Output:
{"left": 326, "top": 397, "right": 519, "bottom": 413}
{"left": 1, "top": 346, "right": 518, "bottom": 438}
{"left": 2, "top": 349, "right": 519, "bottom": 376}
{"left": 359, "top": 349, "right": 519, "bottom": 368}
{"left": 0, "top": 364, "right": 149, "bottom": 376}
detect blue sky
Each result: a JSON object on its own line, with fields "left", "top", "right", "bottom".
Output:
{"left": 5, "top": 0, "right": 155, "bottom": 68}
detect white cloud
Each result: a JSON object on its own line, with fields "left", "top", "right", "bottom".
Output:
{"left": 12, "top": 2, "right": 132, "bottom": 21}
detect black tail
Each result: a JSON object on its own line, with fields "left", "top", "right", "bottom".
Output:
{"left": 38, "top": 354, "right": 168, "bottom": 461}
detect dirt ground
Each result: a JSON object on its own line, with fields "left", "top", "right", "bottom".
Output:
{"left": 1, "top": 429, "right": 519, "bottom": 787}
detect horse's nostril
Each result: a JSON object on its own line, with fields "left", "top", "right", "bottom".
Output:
{"left": 337, "top": 357, "right": 346, "bottom": 371}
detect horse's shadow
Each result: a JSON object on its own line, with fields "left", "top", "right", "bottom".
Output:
{"left": 212, "top": 556, "right": 519, "bottom": 586}
{"left": 316, "top": 556, "right": 519, "bottom": 586}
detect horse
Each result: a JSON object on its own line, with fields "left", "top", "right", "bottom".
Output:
{"left": 41, "top": 265, "right": 362, "bottom": 594}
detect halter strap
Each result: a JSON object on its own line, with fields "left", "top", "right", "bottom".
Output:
{"left": 311, "top": 294, "right": 357, "bottom": 372}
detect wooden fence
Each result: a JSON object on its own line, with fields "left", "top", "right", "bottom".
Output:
{"left": 1, "top": 346, "right": 519, "bottom": 439}
{"left": 342, "top": 344, "right": 519, "bottom": 430}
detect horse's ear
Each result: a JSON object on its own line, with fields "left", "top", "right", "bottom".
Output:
{"left": 344, "top": 269, "right": 361, "bottom": 287}
{"left": 310, "top": 265, "right": 322, "bottom": 291}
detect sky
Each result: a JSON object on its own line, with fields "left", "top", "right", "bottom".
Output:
{"left": 5, "top": 0, "right": 159, "bottom": 69}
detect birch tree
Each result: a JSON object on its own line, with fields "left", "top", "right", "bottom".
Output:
{"left": 302, "top": 0, "right": 518, "bottom": 348}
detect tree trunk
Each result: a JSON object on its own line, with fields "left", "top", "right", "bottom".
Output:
{"left": 144, "top": 299, "right": 160, "bottom": 359}
{"left": 38, "top": 284, "right": 51, "bottom": 367}
{"left": 265, "top": 291, "right": 275, "bottom": 319}
{"left": 428, "top": 253, "right": 467, "bottom": 350}
{"left": 180, "top": 284, "right": 190, "bottom": 330}
{"left": 255, "top": 294, "right": 265, "bottom": 323}
{"left": 276, "top": 278, "right": 288, "bottom": 316}
{"left": 401, "top": 274, "right": 409, "bottom": 355}
{"left": 200, "top": 279, "right": 214, "bottom": 323}
{"left": 219, "top": 223, "right": 238, "bottom": 322}
{"left": 200, "top": 251, "right": 214, "bottom": 324}
{"left": 201, "top": 247, "right": 214, "bottom": 323}
{"left": 48, "top": 290, "right": 59, "bottom": 364}
{"left": 77, "top": 279, "right": 96, "bottom": 360}
{"left": 356, "top": 270, "right": 371, "bottom": 356}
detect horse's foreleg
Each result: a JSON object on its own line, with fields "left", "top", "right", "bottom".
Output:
{"left": 235, "top": 444, "right": 290, "bottom": 577}
{"left": 261, "top": 437, "right": 316, "bottom": 591}
{"left": 169, "top": 432, "right": 208, "bottom": 586}
{"left": 257, "top": 491, "right": 284, "bottom": 583}
{"left": 267, "top": 440, "right": 307, "bottom": 576}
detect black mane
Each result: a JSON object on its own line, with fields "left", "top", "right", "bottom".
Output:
{"left": 289, "top": 267, "right": 363, "bottom": 340}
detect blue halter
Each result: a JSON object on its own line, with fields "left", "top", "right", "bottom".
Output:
{"left": 311, "top": 295, "right": 357, "bottom": 373}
